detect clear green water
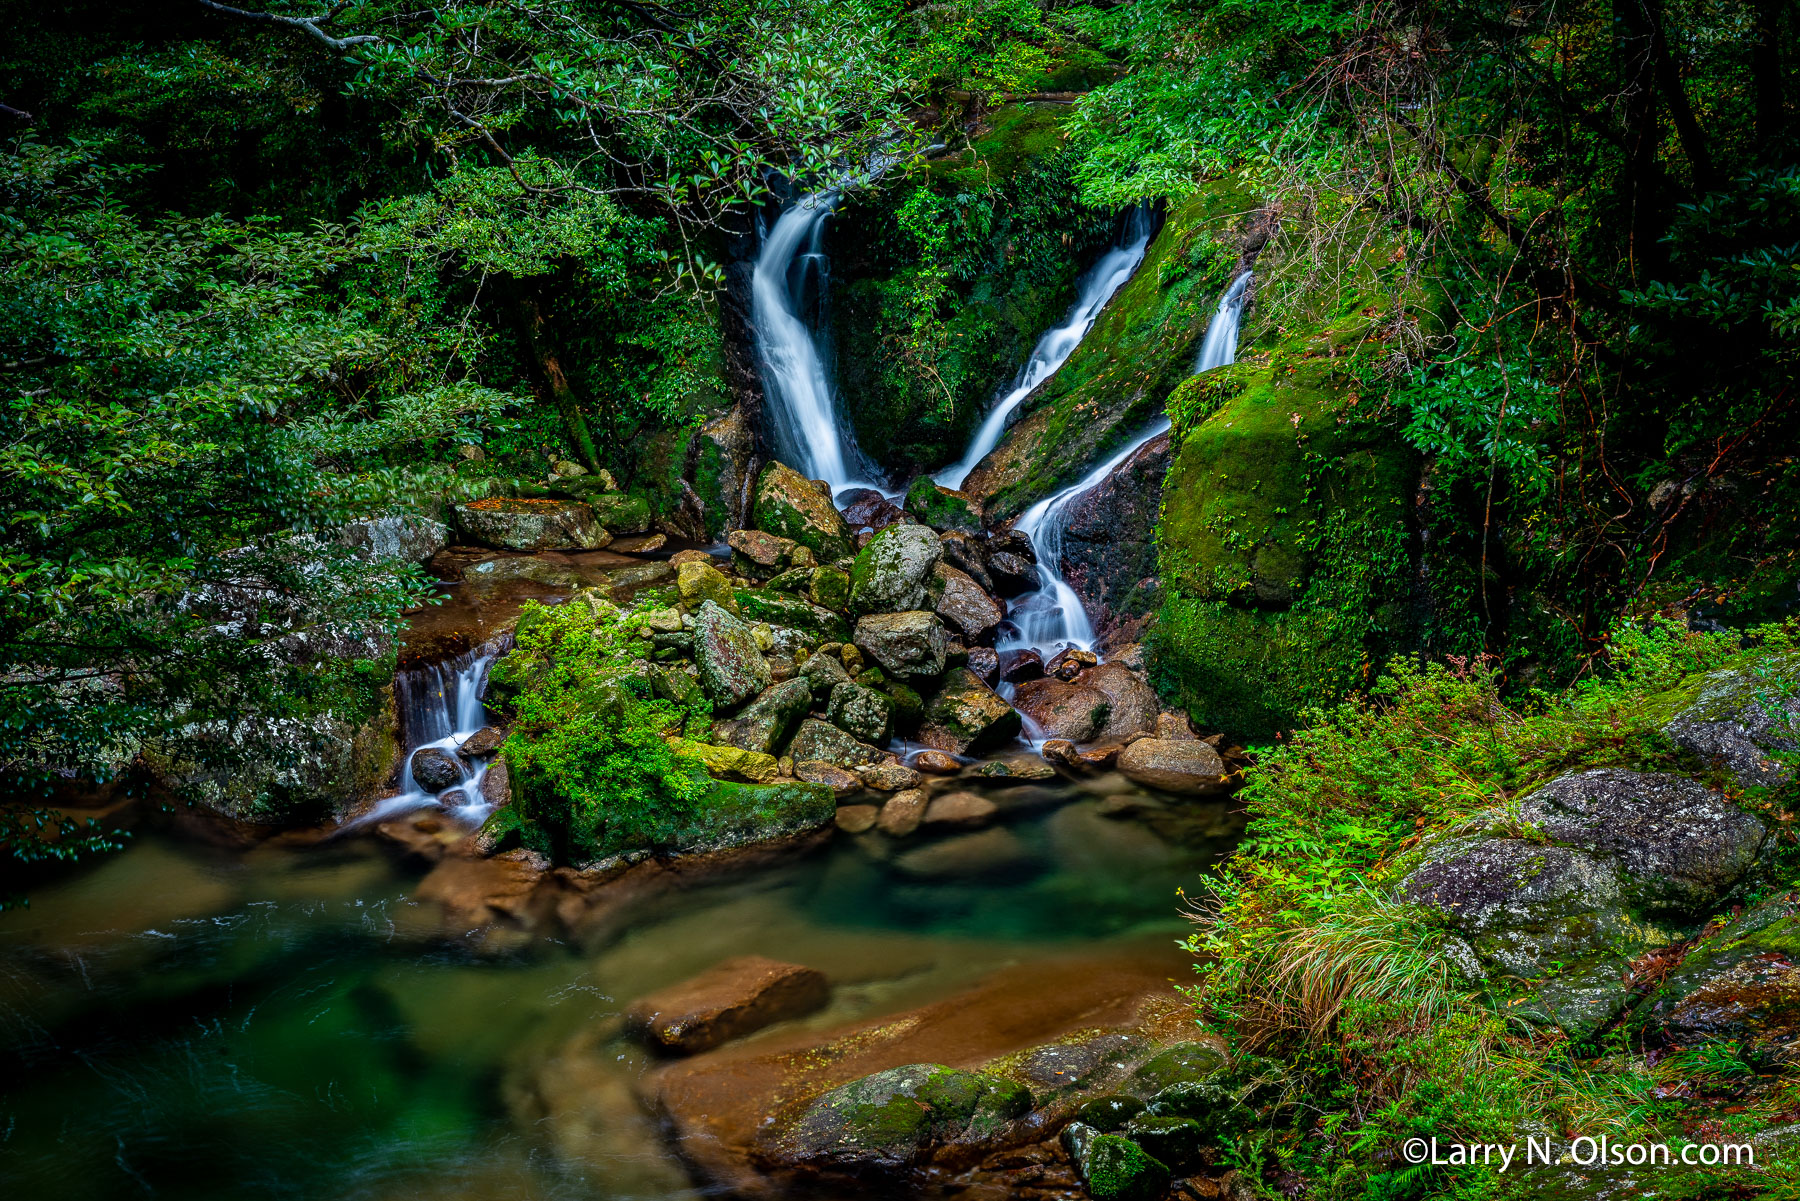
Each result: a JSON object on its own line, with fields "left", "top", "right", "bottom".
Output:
{"left": 0, "top": 789, "right": 1237, "bottom": 1201}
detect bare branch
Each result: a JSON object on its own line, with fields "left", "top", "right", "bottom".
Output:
{"left": 194, "top": 0, "right": 383, "bottom": 52}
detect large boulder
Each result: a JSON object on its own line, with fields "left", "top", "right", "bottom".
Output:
{"left": 583, "top": 491, "right": 653, "bottom": 535}
{"left": 674, "top": 741, "right": 780, "bottom": 783}
{"left": 1077, "top": 663, "right": 1161, "bottom": 739}
{"left": 678, "top": 560, "right": 739, "bottom": 612}
{"left": 1115, "top": 739, "right": 1229, "bottom": 795}
{"left": 930, "top": 562, "right": 1004, "bottom": 642}
{"left": 626, "top": 956, "right": 830, "bottom": 1056}
{"left": 1397, "top": 769, "right": 1768, "bottom": 1037}
{"left": 454, "top": 497, "right": 610, "bottom": 551}
{"left": 827, "top": 682, "right": 894, "bottom": 745}
{"left": 903, "top": 477, "right": 983, "bottom": 535}
{"left": 854, "top": 612, "right": 950, "bottom": 680}
{"left": 1055, "top": 433, "right": 1170, "bottom": 647}
{"left": 693, "top": 601, "right": 773, "bottom": 710}
{"left": 1012, "top": 678, "right": 1111, "bottom": 743}
{"left": 716, "top": 679, "right": 814, "bottom": 755}
{"left": 341, "top": 514, "right": 449, "bottom": 563}
{"left": 920, "top": 668, "right": 1022, "bottom": 754}
{"left": 735, "top": 589, "right": 847, "bottom": 643}
{"left": 850, "top": 524, "right": 943, "bottom": 615}
{"left": 1664, "top": 654, "right": 1800, "bottom": 787}
{"left": 753, "top": 461, "right": 855, "bottom": 562}
{"left": 1649, "top": 895, "right": 1800, "bottom": 1053}
{"left": 766, "top": 1063, "right": 1030, "bottom": 1176}
{"left": 1061, "top": 1124, "right": 1170, "bottom": 1201}
{"left": 789, "top": 718, "right": 885, "bottom": 769}
{"left": 679, "top": 780, "right": 837, "bottom": 851}
{"left": 410, "top": 746, "right": 463, "bottom": 793}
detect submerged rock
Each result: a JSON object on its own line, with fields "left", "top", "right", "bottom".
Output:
{"left": 766, "top": 1063, "right": 1030, "bottom": 1175}
{"left": 919, "top": 668, "right": 1022, "bottom": 754}
{"left": 850, "top": 523, "right": 943, "bottom": 614}
{"left": 854, "top": 611, "right": 950, "bottom": 679}
{"left": 753, "top": 461, "right": 856, "bottom": 562}
{"left": 1116, "top": 738, "right": 1229, "bottom": 795}
{"left": 692, "top": 601, "right": 773, "bottom": 710}
{"left": 454, "top": 497, "right": 610, "bottom": 551}
{"left": 877, "top": 788, "right": 929, "bottom": 836}
{"left": 834, "top": 804, "right": 880, "bottom": 834}
{"left": 893, "top": 827, "right": 1035, "bottom": 879}
{"left": 626, "top": 956, "right": 830, "bottom": 1056}
{"left": 922, "top": 790, "right": 998, "bottom": 829}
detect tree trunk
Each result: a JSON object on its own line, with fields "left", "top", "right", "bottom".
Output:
{"left": 513, "top": 290, "right": 602, "bottom": 473}
{"left": 1617, "top": 0, "right": 1663, "bottom": 281}
{"left": 1643, "top": 0, "right": 1717, "bottom": 190}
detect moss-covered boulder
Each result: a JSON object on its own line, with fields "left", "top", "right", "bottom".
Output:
{"left": 1060, "top": 1125, "right": 1170, "bottom": 1201}
{"left": 904, "top": 477, "right": 982, "bottom": 534}
{"left": 692, "top": 600, "right": 772, "bottom": 710}
{"left": 854, "top": 611, "right": 950, "bottom": 679}
{"left": 677, "top": 560, "right": 739, "bottom": 613}
{"left": 809, "top": 565, "right": 852, "bottom": 611}
{"left": 734, "top": 588, "right": 847, "bottom": 643}
{"left": 714, "top": 679, "right": 814, "bottom": 756}
{"left": 827, "top": 681, "right": 893, "bottom": 745}
{"left": 849, "top": 523, "right": 942, "bottom": 614}
{"left": 920, "top": 667, "right": 1022, "bottom": 754}
{"left": 584, "top": 491, "right": 653, "bottom": 535}
{"left": 675, "top": 779, "right": 835, "bottom": 850}
{"left": 789, "top": 718, "right": 885, "bottom": 768}
{"left": 673, "top": 740, "right": 780, "bottom": 784}
{"left": 729, "top": 528, "right": 815, "bottom": 580}
{"left": 1649, "top": 895, "right": 1800, "bottom": 1051}
{"left": 752, "top": 461, "right": 855, "bottom": 562}
{"left": 1663, "top": 653, "right": 1800, "bottom": 787}
{"left": 768, "top": 1063, "right": 1031, "bottom": 1175}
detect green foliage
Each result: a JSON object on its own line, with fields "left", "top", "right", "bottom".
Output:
{"left": 496, "top": 600, "right": 714, "bottom": 861}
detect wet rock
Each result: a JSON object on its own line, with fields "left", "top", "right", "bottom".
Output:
{"left": 923, "top": 790, "right": 998, "bottom": 829}
{"left": 920, "top": 668, "right": 1023, "bottom": 754}
{"left": 798, "top": 760, "right": 862, "bottom": 795}
{"left": 1046, "top": 647, "right": 1099, "bottom": 680}
{"left": 854, "top": 611, "right": 950, "bottom": 679}
{"left": 839, "top": 488, "right": 906, "bottom": 531}
{"left": 809, "top": 565, "right": 852, "bottom": 612}
{"left": 1116, "top": 739, "right": 1229, "bottom": 795}
{"left": 1075, "top": 1095, "right": 1147, "bottom": 1132}
{"left": 1650, "top": 895, "right": 1800, "bottom": 1051}
{"left": 675, "top": 741, "right": 780, "bottom": 783}
{"left": 682, "top": 780, "right": 837, "bottom": 850}
{"left": 893, "top": 827, "right": 1035, "bottom": 880}
{"left": 1120, "top": 1041, "right": 1230, "bottom": 1097}
{"left": 410, "top": 747, "right": 463, "bottom": 793}
{"left": 480, "top": 756, "right": 512, "bottom": 807}
{"left": 455, "top": 497, "right": 610, "bottom": 551}
{"left": 965, "top": 646, "right": 999, "bottom": 687}
{"left": 611, "top": 531, "right": 667, "bottom": 554}
{"left": 835, "top": 804, "right": 880, "bottom": 834}
{"left": 799, "top": 648, "right": 853, "bottom": 701}
{"left": 789, "top": 718, "right": 885, "bottom": 769}
{"left": 1077, "top": 663, "right": 1160, "bottom": 739}
{"left": 972, "top": 759, "right": 1059, "bottom": 784}
{"left": 670, "top": 547, "right": 716, "bottom": 568}
{"left": 860, "top": 762, "right": 921, "bottom": 791}
{"left": 998, "top": 648, "right": 1045, "bottom": 683}
{"left": 678, "top": 560, "right": 739, "bottom": 612}
{"left": 877, "top": 789, "right": 929, "bottom": 836}
{"left": 462, "top": 555, "right": 587, "bottom": 588}
{"left": 1123, "top": 1114, "right": 1203, "bottom": 1171}
{"left": 1040, "top": 739, "right": 1079, "bottom": 767}
{"left": 850, "top": 524, "right": 943, "bottom": 615}
{"left": 985, "top": 551, "right": 1041, "bottom": 597}
{"left": 903, "top": 477, "right": 984, "bottom": 535}
{"left": 735, "top": 589, "right": 847, "bottom": 643}
{"left": 1664, "top": 654, "right": 1800, "bottom": 787}
{"left": 1012, "top": 678, "right": 1111, "bottom": 743}
{"left": 716, "top": 678, "right": 813, "bottom": 755}
{"left": 912, "top": 749, "right": 962, "bottom": 775}
{"left": 766, "top": 1063, "right": 1031, "bottom": 1176}
{"left": 694, "top": 405, "right": 758, "bottom": 533}
{"left": 930, "top": 562, "right": 1004, "bottom": 642}
{"left": 583, "top": 491, "right": 653, "bottom": 535}
{"left": 341, "top": 514, "right": 449, "bottom": 563}
{"left": 753, "top": 461, "right": 856, "bottom": 562}
{"left": 729, "top": 528, "right": 812, "bottom": 579}
{"left": 828, "top": 681, "right": 894, "bottom": 745}
{"left": 415, "top": 850, "right": 552, "bottom": 929}
{"left": 1061, "top": 1125, "right": 1169, "bottom": 1201}
{"left": 458, "top": 726, "right": 506, "bottom": 759}
{"left": 765, "top": 567, "right": 812, "bottom": 593}
{"left": 937, "top": 532, "right": 994, "bottom": 593}
{"left": 693, "top": 600, "right": 773, "bottom": 710}
{"left": 1057, "top": 432, "right": 1170, "bottom": 646}
{"left": 626, "top": 955, "right": 830, "bottom": 1056}
{"left": 1075, "top": 740, "right": 1128, "bottom": 769}
{"left": 1154, "top": 712, "right": 1197, "bottom": 740}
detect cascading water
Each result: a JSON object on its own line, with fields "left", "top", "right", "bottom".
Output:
{"left": 934, "top": 208, "right": 1155, "bottom": 491}
{"left": 751, "top": 192, "right": 883, "bottom": 498}
{"left": 357, "top": 642, "right": 504, "bottom": 825}
{"left": 1000, "top": 271, "right": 1254, "bottom": 662}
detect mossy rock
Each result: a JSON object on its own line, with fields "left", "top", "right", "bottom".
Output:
{"left": 1073, "top": 1094, "right": 1146, "bottom": 1132}
{"left": 1119, "top": 1041, "right": 1228, "bottom": 1098}
{"left": 673, "top": 779, "right": 835, "bottom": 850}
{"left": 1077, "top": 1133, "right": 1170, "bottom": 1201}
{"left": 752, "top": 461, "right": 855, "bottom": 562}
{"left": 904, "top": 476, "right": 983, "bottom": 534}
{"left": 809, "top": 565, "right": 852, "bottom": 612}
{"left": 1122, "top": 1114, "right": 1204, "bottom": 1171}
{"left": 772, "top": 1063, "right": 1032, "bottom": 1172}
{"left": 734, "top": 588, "right": 848, "bottom": 643}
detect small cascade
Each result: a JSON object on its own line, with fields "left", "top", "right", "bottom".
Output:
{"left": 999, "top": 271, "right": 1254, "bottom": 662}
{"left": 751, "top": 192, "right": 883, "bottom": 499}
{"left": 358, "top": 641, "right": 504, "bottom": 826}
{"left": 935, "top": 207, "right": 1156, "bottom": 490}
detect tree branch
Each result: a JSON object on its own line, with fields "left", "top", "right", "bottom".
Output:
{"left": 193, "top": 0, "right": 383, "bottom": 52}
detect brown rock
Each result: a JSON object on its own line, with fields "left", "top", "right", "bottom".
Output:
{"left": 414, "top": 851, "right": 551, "bottom": 929}
{"left": 876, "top": 789, "right": 929, "bottom": 837}
{"left": 860, "top": 762, "right": 922, "bottom": 791}
{"left": 998, "top": 648, "right": 1045, "bottom": 683}
{"left": 834, "top": 804, "right": 880, "bottom": 834}
{"left": 797, "top": 760, "right": 862, "bottom": 795}
{"left": 839, "top": 488, "right": 905, "bottom": 531}
{"left": 930, "top": 562, "right": 1004, "bottom": 641}
{"left": 458, "top": 725, "right": 506, "bottom": 759}
{"left": 1012, "top": 678, "right": 1111, "bottom": 743}
{"left": 624, "top": 955, "right": 830, "bottom": 1056}
{"left": 671, "top": 548, "right": 716, "bottom": 567}
{"left": 965, "top": 646, "right": 999, "bottom": 687}
{"left": 923, "top": 790, "right": 998, "bottom": 829}
{"left": 893, "top": 827, "right": 1036, "bottom": 880}
{"left": 479, "top": 756, "right": 512, "bottom": 808}
{"left": 912, "top": 749, "right": 962, "bottom": 775}
{"left": 1040, "top": 739, "right": 1079, "bottom": 767}
{"left": 1116, "top": 738, "right": 1230, "bottom": 795}
{"left": 1076, "top": 663, "right": 1160, "bottom": 739}
{"left": 1045, "top": 647, "right": 1098, "bottom": 681}
{"left": 1074, "top": 741, "right": 1125, "bottom": 769}
{"left": 1154, "top": 712, "right": 1198, "bottom": 740}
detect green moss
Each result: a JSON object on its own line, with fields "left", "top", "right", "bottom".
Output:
{"left": 808, "top": 565, "right": 851, "bottom": 611}
{"left": 904, "top": 476, "right": 982, "bottom": 533}
{"left": 732, "top": 589, "right": 846, "bottom": 642}
{"left": 1082, "top": 1134, "right": 1170, "bottom": 1201}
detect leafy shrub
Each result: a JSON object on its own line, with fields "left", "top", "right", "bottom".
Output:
{"left": 494, "top": 600, "right": 713, "bottom": 862}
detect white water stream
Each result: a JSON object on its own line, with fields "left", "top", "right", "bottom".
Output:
{"left": 1000, "top": 271, "right": 1254, "bottom": 661}
{"left": 934, "top": 208, "right": 1155, "bottom": 491}
{"left": 751, "top": 191, "right": 886, "bottom": 499}
{"left": 356, "top": 643, "right": 501, "bottom": 826}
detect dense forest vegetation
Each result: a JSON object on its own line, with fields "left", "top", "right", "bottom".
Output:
{"left": 4, "top": 1, "right": 1800, "bottom": 1198}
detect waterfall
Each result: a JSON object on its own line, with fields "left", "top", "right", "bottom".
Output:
{"left": 1000, "top": 271, "right": 1254, "bottom": 660}
{"left": 355, "top": 643, "right": 502, "bottom": 826}
{"left": 751, "top": 192, "right": 882, "bottom": 498}
{"left": 935, "top": 208, "right": 1155, "bottom": 491}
